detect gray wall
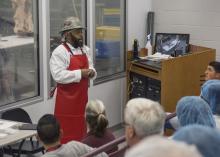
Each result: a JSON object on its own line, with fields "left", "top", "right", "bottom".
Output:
{"left": 127, "top": 0, "right": 152, "bottom": 50}
{"left": 152, "top": 0, "right": 220, "bottom": 60}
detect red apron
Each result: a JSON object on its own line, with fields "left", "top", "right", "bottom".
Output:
{"left": 54, "top": 43, "right": 88, "bottom": 143}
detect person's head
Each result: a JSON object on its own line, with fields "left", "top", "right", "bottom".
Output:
{"left": 173, "top": 124, "right": 220, "bottom": 157}
{"left": 85, "top": 100, "right": 108, "bottom": 137}
{"left": 176, "top": 96, "right": 216, "bottom": 128}
{"left": 201, "top": 80, "right": 220, "bottom": 115}
{"left": 37, "top": 114, "right": 61, "bottom": 146}
{"left": 125, "top": 136, "right": 202, "bottom": 157}
{"left": 205, "top": 61, "right": 220, "bottom": 80}
{"left": 124, "top": 98, "right": 166, "bottom": 147}
{"left": 60, "top": 16, "right": 85, "bottom": 48}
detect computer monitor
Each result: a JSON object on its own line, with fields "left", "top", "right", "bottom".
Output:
{"left": 154, "top": 33, "right": 190, "bottom": 56}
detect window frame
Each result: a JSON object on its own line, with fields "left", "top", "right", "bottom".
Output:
{"left": 0, "top": 0, "right": 43, "bottom": 111}
{"left": 46, "top": 0, "right": 127, "bottom": 98}
{"left": 92, "top": 0, "right": 127, "bottom": 85}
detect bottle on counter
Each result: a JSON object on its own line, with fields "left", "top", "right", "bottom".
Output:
{"left": 133, "top": 39, "right": 139, "bottom": 59}
{"left": 145, "top": 34, "right": 152, "bottom": 56}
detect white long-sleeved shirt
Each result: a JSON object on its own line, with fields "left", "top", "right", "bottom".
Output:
{"left": 50, "top": 43, "right": 97, "bottom": 84}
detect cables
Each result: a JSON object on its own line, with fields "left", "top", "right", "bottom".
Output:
{"left": 127, "top": 61, "right": 134, "bottom": 97}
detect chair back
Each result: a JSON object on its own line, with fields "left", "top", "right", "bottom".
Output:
{"left": 1, "top": 108, "right": 32, "bottom": 123}
{"left": 165, "top": 112, "right": 177, "bottom": 121}
{"left": 81, "top": 135, "right": 126, "bottom": 157}
{"left": 108, "top": 146, "right": 127, "bottom": 157}
{"left": 1, "top": 108, "right": 44, "bottom": 157}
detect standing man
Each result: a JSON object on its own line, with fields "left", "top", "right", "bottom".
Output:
{"left": 50, "top": 17, "right": 97, "bottom": 143}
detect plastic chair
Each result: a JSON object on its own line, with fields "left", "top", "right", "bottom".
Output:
{"left": 1, "top": 108, "right": 44, "bottom": 157}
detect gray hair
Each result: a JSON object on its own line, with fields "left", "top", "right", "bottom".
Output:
{"left": 124, "top": 98, "right": 166, "bottom": 138}
{"left": 125, "top": 136, "right": 202, "bottom": 157}
{"left": 85, "top": 100, "right": 108, "bottom": 137}
{"left": 86, "top": 99, "right": 106, "bottom": 115}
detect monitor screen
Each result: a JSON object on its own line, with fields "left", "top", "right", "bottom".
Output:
{"left": 154, "top": 33, "right": 190, "bottom": 56}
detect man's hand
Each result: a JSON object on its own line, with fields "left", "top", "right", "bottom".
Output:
{"left": 81, "top": 69, "right": 95, "bottom": 78}
{"left": 81, "top": 69, "right": 90, "bottom": 78}
{"left": 88, "top": 69, "right": 95, "bottom": 78}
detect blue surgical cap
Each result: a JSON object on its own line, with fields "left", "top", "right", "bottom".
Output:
{"left": 173, "top": 124, "right": 220, "bottom": 157}
{"left": 176, "top": 96, "right": 216, "bottom": 128}
{"left": 201, "top": 80, "right": 220, "bottom": 115}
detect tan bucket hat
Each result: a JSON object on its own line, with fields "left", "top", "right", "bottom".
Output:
{"left": 60, "top": 16, "right": 85, "bottom": 33}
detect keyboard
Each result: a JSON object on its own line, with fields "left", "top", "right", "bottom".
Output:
{"left": 135, "top": 59, "right": 162, "bottom": 69}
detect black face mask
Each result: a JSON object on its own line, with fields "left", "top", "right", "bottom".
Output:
{"left": 72, "top": 39, "right": 83, "bottom": 48}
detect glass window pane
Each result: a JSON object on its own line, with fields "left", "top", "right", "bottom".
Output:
{"left": 49, "top": 0, "right": 85, "bottom": 89}
{"left": 95, "top": 0, "right": 125, "bottom": 79}
{"left": 0, "top": 0, "right": 39, "bottom": 106}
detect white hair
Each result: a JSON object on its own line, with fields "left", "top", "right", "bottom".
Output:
{"left": 86, "top": 99, "right": 106, "bottom": 115}
{"left": 125, "top": 136, "right": 202, "bottom": 157}
{"left": 124, "top": 98, "right": 165, "bottom": 138}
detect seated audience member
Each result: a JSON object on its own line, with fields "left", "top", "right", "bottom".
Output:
{"left": 200, "top": 79, "right": 220, "bottom": 115}
{"left": 81, "top": 100, "right": 117, "bottom": 154}
{"left": 204, "top": 61, "right": 220, "bottom": 80}
{"left": 168, "top": 96, "right": 216, "bottom": 130}
{"left": 200, "top": 80, "right": 220, "bottom": 128}
{"left": 173, "top": 124, "right": 220, "bottom": 157}
{"left": 37, "top": 114, "right": 107, "bottom": 157}
{"left": 124, "top": 98, "right": 166, "bottom": 148}
{"left": 176, "top": 96, "right": 216, "bottom": 128}
{"left": 166, "top": 61, "right": 220, "bottom": 130}
{"left": 125, "top": 136, "right": 202, "bottom": 157}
